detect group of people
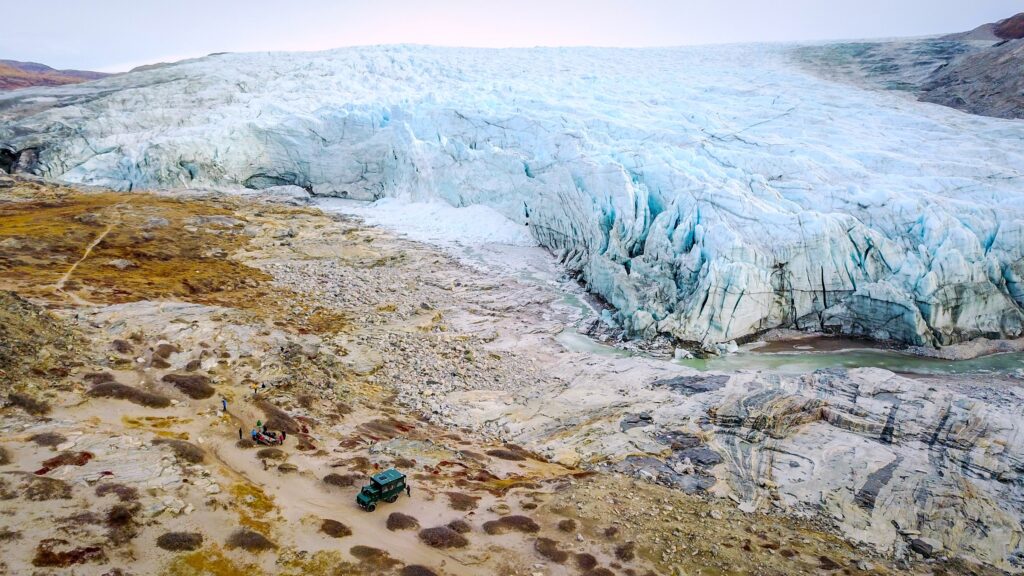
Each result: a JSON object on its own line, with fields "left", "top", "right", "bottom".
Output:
{"left": 239, "top": 419, "right": 286, "bottom": 445}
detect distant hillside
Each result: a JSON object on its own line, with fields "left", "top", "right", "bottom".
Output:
{"left": 919, "top": 39, "right": 1024, "bottom": 119}
{"left": 799, "top": 11, "right": 1024, "bottom": 119}
{"left": 0, "top": 59, "right": 108, "bottom": 91}
{"left": 994, "top": 12, "right": 1024, "bottom": 39}
{"left": 945, "top": 12, "right": 1024, "bottom": 41}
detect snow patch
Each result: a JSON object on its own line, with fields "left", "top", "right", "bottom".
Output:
{"left": 318, "top": 197, "right": 537, "bottom": 248}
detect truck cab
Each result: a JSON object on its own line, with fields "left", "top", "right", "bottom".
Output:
{"left": 355, "top": 468, "right": 407, "bottom": 512}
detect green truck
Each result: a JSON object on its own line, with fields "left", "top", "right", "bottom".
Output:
{"left": 356, "top": 468, "right": 407, "bottom": 512}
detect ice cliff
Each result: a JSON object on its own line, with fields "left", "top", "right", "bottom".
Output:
{"left": 2, "top": 45, "right": 1023, "bottom": 348}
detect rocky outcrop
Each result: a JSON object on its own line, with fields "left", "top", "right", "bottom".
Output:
{"left": 1, "top": 46, "right": 1023, "bottom": 349}
{"left": 706, "top": 368, "right": 1024, "bottom": 569}
{"left": 464, "top": 361, "right": 1024, "bottom": 570}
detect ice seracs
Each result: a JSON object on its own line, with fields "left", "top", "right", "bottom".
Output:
{"left": 2, "top": 44, "right": 1023, "bottom": 348}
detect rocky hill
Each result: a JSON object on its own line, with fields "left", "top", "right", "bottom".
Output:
{"left": 799, "top": 11, "right": 1024, "bottom": 120}
{"left": 994, "top": 12, "right": 1024, "bottom": 39}
{"left": 921, "top": 12, "right": 1024, "bottom": 119}
{"left": 946, "top": 11, "right": 1024, "bottom": 41}
{"left": 0, "top": 59, "right": 108, "bottom": 91}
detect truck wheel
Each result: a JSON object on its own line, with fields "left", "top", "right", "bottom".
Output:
{"left": 366, "top": 504, "right": 375, "bottom": 512}
{"left": 385, "top": 495, "right": 398, "bottom": 503}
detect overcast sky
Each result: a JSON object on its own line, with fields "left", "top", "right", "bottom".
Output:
{"left": 3, "top": 0, "right": 1020, "bottom": 72}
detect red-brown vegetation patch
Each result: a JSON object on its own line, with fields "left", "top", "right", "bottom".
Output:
{"left": 95, "top": 483, "right": 138, "bottom": 502}
{"left": 8, "top": 392, "right": 50, "bottom": 415}
{"left": 105, "top": 503, "right": 139, "bottom": 544}
{"left": 111, "top": 340, "right": 133, "bottom": 354}
{"left": 387, "top": 512, "right": 420, "bottom": 531}
{"left": 444, "top": 491, "right": 479, "bottom": 511}
{"left": 350, "top": 545, "right": 403, "bottom": 570}
{"left": 323, "top": 473, "right": 360, "bottom": 488}
{"left": 485, "top": 448, "right": 525, "bottom": 461}
{"left": 152, "top": 438, "right": 205, "bottom": 463}
{"left": 35, "top": 451, "right": 93, "bottom": 475}
{"left": 28, "top": 432, "right": 66, "bottom": 447}
{"left": 88, "top": 382, "right": 171, "bottom": 408}
{"left": 356, "top": 418, "right": 417, "bottom": 440}
{"left": 576, "top": 553, "right": 598, "bottom": 570}
{"left": 154, "top": 343, "right": 179, "bottom": 359}
{"left": 418, "top": 526, "right": 469, "bottom": 549}
{"left": 256, "top": 447, "right": 286, "bottom": 460}
{"left": 392, "top": 456, "right": 415, "bottom": 469}
{"left": 458, "top": 449, "right": 487, "bottom": 462}
{"left": 558, "top": 518, "right": 577, "bottom": 532}
{"left": 32, "top": 538, "right": 106, "bottom": 567}
{"left": 84, "top": 371, "right": 116, "bottom": 384}
{"left": 337, "top": 436, "right": 364, "bottom": 449}
{"left": 226, "top": 529, "right": 276, "bottom": 552}
{"left": 320, "top": 519, "right": 352, "bottom": 538}
{"left": 257, "top": 399, "right": 299, "bottom": 433}
{"left": 614, "top": 541, "right": 636, "bottom": 561}
{"left": 482, "top": 515, "right": 540, "bottom": 535}
{"left": 400, "top": 566, "right": 438, "bottom": 576}
{"left": 534, "top": 537, "right": 569, "bottom": 563}
{"left": 156, "top": 531, "right": 203, "bottom": 551}
{"left": 331, "top": 455, "right": 371, "bottom": 472}
{"left": 161, "top": 373, "right": 214, "bottom": 399}
{"left": 446, "top": 519, "right": 471, "bottom": 534}
{"left": 15, "top": 474, "right": 72, "bottom": 500}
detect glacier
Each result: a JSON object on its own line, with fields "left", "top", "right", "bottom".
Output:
{"left": 2, "top": 44, "right": 1024, "bottom": 349}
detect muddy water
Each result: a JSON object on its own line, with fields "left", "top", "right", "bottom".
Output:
{"left": 676, "top": 348, "right": 1024, "bottom": 375}
{"left": 553, "top": 324, "right": 1024, "bottom": 375}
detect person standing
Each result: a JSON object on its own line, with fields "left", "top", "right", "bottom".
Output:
{"left": 406, "top": 484, "right": 411, "bottom": 498}
{"left": 221, "top": 397, "right": 228, "bottom": 412}
{"left": 238, "top": 428, "right": 243, "bottom": 440}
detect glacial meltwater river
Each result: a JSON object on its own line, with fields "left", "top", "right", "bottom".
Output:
{"left": 555, "top": 329, "right": 1024, "bottom": 376}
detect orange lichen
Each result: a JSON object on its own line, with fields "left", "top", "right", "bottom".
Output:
{"left": 160, "top": 544, "right": 255, "bottom": 576}
{"left": 229, "top": 483, "right": 277, "bottom": 534}
{"left": 0, "top": 185, "right": 348, "bottom": 335}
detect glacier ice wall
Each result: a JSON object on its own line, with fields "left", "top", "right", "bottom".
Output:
{"left": 2, "top": 45, "right": 1023, "bottom": 348}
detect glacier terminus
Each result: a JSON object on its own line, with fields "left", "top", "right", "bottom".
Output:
{"left": 2, "top": 44, "right": 1023, "bottom": 350}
